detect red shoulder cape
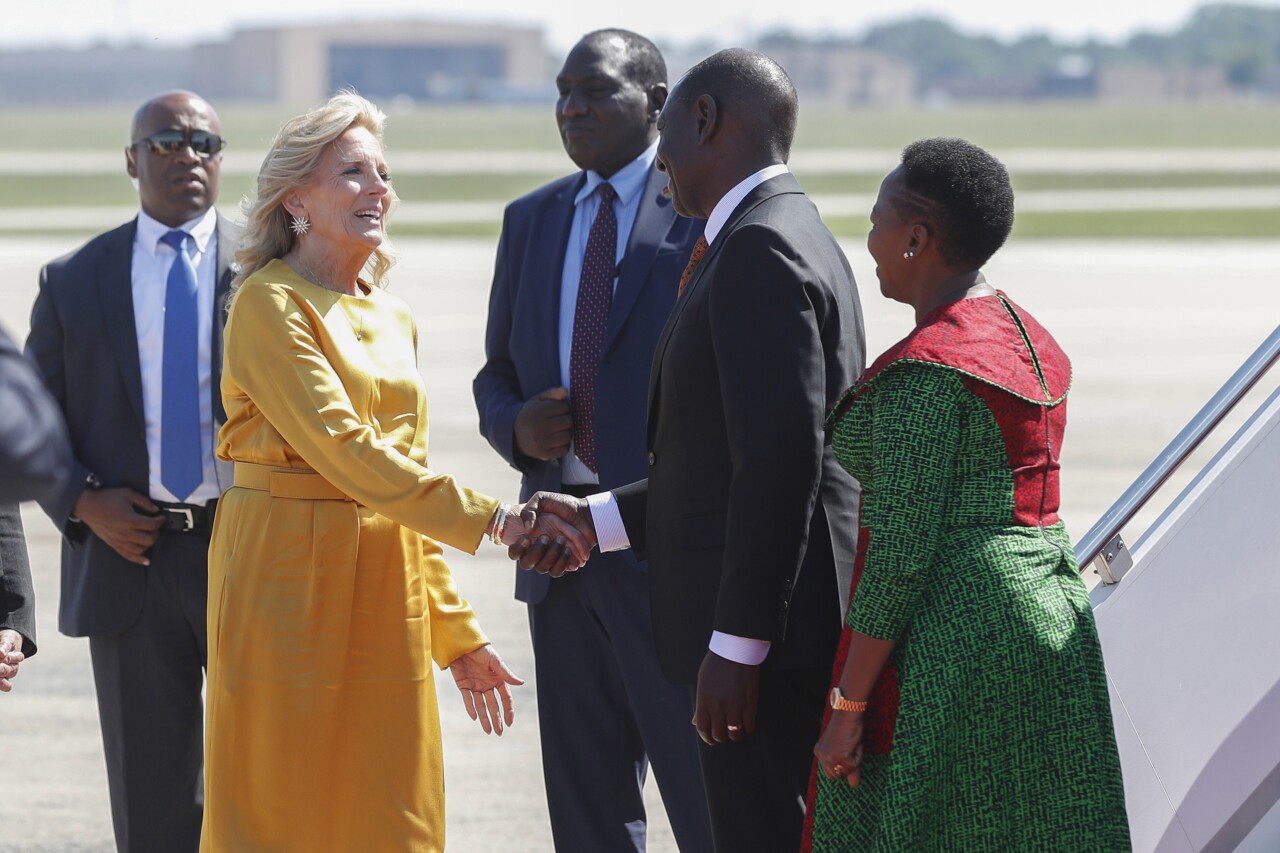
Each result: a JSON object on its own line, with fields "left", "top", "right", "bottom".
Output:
{"left": 845, "top": 292, "right": 1071, "bottom": 414}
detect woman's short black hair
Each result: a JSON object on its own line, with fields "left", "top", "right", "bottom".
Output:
{"left": 894, "top": 138, "right": 1015, "bottom": 270}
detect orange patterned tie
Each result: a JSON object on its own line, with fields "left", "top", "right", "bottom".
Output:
{"left": 677, "top": 235, "right": 709, "bottom": 298}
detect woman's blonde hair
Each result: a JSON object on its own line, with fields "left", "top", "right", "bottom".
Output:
{"left": 234, "top": 91, "right": 397, "bottom": 288}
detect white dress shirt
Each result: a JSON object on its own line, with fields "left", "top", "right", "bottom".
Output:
{"left": 557, "top": 141, "right": 659, "bottom": 486}
{"left": 587, "top": 164, "right": 793, "bottom": 666}
{"left": 132, "top": 208, "right": 221, "bottom": 504}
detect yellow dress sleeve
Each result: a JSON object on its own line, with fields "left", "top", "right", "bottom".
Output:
{"left": 223, "top": 280, "right": 499, "bottom": 554}
{"left": 420, "top": 535, "right": 489, "bottom": 668}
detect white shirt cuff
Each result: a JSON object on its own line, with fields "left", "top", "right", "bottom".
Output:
{"left": 708, "top": 632, "right": 771, "bottom": 666}
{"left": 585, "top": 491, "right": 631, "bottom": 553}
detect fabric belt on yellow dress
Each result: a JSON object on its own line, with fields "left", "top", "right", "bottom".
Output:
{"left": 233, "top": 461, "right": 354, "bottom": 502}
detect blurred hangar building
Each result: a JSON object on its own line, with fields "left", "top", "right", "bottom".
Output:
{"left": 0, "top": 19, "right": 548, "bottom": 106}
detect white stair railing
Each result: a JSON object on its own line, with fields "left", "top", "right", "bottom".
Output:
{"left": 1075, "top": 324, "right": 1280, "bottom": 583}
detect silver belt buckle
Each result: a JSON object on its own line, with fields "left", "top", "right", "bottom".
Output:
{"left": 170, "top": 506, "right": 195, "bottom": 531}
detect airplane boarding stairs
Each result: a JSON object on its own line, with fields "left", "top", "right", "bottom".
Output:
{"left": 1077, "top": 325, "right": 1280, "bottom": 852}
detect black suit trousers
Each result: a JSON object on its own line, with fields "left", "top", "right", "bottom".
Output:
{"left": 88, "top": 528, "right": 209, "bottom": 853}
{"left": 528, "top": 547, "right": 712, "bottom": 853}
{"left": 694, "top": 665, "right": 831, "bottom": 853}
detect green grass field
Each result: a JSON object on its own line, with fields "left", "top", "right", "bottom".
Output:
{"left": 5, "top": 101, "right": 1280, "bottom": 150}
{"left": 378, "top": 209, "right": 1280, "bottom": 240}
{"left": 3, "top": 102, "right": 1279, "bottom": 239}
{"left": 18, "top": 169, "right": 1278, "bottom": 209}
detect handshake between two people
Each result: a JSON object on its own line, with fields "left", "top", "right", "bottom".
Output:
{"left": 505, "top": 387, "right": 598, "bottom": 572}
{"left": 500, "top": 493, "right": 600, "bottom": 576}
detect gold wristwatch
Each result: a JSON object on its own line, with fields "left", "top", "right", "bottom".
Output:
{"left": 830, "top": 686, "right": 868, "bottom": 713}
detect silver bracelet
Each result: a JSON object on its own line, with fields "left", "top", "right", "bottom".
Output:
{"left": 489, "top": 503, "right": 509, "bottom": 546}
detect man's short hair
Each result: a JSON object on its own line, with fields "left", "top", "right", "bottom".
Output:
{"left": 673, "top": 48, "right": 798, "bottom": 162}
{"left": 582, "top": 29, "right": 667, "bottom": 88}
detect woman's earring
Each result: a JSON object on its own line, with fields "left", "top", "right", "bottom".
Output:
{"left": 290, "top": 215, "right": 310, "bottom": 236}
{"left": 903, "top": 250, "right": 915, "bottom": 259}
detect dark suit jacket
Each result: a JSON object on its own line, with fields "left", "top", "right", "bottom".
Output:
{"left": 0, "top": 503, "right": 37, "bottom": 655}
{"left": 474, "top": 166, "right": 703, "bottom": 604}
{"left": 614, "top": 173, "right": 866, "bottom": 684}
{"left": 25, "top": 215, "right": 239, "bottom": 637}
{"left": 0, "top": 325, "right": 70, "bottom": 504}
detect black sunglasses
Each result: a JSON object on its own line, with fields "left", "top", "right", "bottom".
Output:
{"left": 133, "top": 129, "right": 226, "bottom": 157}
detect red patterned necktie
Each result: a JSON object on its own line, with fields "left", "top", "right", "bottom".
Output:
{"left": 677, "top": 235, "right": 709, "bottom": 297}
{"left": 568, "top": 182, "right": 618, "bottom": 474}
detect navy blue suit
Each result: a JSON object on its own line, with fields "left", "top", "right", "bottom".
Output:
{"left": 0, "top": 324, "right": 69, "bottom": 505}
{"left": 0, "top": 503, "right": 37, "bottom": 658}
{"left": 26, "top": 215, "right": 237, "bottom": 853}
{"left": 0, "top": 323, "right": 70, "bottom": 660}
{"left": 475, "top": 165, "right": 712, "bottom": 851}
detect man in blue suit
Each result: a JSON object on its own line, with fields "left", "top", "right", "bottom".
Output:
{"left": 0, "top": 324, "right": 70, "bottom": 505}
{"left": 1, "top": 322, "right": 70, "bottom": 693}
{"left": 26, "top": 91, "right": 237, "bottom": 853}
{"left": 474, "top": 29, "right": 712, "bottom": 852}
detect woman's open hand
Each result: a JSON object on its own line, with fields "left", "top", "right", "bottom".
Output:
{"left": 448, "top": 644, "right": 524, "bottom": 735}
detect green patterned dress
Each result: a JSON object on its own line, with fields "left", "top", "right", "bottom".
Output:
{"left": 804, "top": 292, "right": 1130, "bottom": 852}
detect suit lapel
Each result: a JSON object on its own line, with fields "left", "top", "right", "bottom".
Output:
{"left": 644, "top": 173, "right": 806, "bottom": 433}
{"left": 98, "top": 219, "right": 146, "bottom": 428}
{"left": 533, "top": 176, "right": 582, "bottom": 388}
{"left": 644, "top": 235, "right": 717, "bottom": 441}
{"left": 603, "top": 166, "right": 674, "bottom": 354}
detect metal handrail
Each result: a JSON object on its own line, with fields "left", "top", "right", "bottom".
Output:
{"left": 1074, "top": 323, "right": 1280, "bottom": 583}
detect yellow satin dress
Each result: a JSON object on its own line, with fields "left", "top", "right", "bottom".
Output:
{"left": 203, "top": 260, "right": 499, "bottom": 852}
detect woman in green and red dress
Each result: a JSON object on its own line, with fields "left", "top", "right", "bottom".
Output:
{"left": 805, "top": 138, "right": 1131, "bottom": 851}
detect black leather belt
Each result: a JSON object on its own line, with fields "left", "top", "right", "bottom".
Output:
{"left": 153, "top": 500, "right": 218, "bottom": 533}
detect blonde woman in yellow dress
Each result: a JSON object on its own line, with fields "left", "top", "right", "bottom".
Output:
{"left": 203, "top": 93, "right": 587, "bottom": 851}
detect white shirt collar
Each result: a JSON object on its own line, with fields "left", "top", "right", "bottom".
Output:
{"left": 136, "top": 207, "right": 218, "bottom": 257}
{"left": 574, "top": 141, "right": 658, "bottom": 207}
{"left": 704, "top": 163, "right": 790, "bottom": 244}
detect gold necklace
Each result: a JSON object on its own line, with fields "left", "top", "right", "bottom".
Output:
{"left": 287, "top": 257, "right": 350, "bottom": 294}
{"left": 286, "top": 257, "right": 367, "bottom": 341}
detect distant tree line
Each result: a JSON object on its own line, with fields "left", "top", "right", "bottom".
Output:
{"left": 757, "top": 2, "right": 1280, "bottom": 94}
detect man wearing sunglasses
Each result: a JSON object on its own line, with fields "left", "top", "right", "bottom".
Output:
{"left": 25, "top": 90, "right": 238, "bottom": 853}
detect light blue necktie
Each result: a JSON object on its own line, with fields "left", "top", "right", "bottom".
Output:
{"left": 159, "top": 229, "right": 202, "bottom": 501}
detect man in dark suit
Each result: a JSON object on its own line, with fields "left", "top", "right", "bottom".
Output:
{"left": 0, "top": 323, "right": 70, "bottom": 692}
{"left": 0, "top": 503, "right": 38, "bottom": 693}
{"left": 25, "top": 91, "right": 237, "bottom": 853}
{"left": 514, "top": 49, "right": 866, "bottom": 851}
{"left": 474, "top": 29, "right": 712, "bottom": 852}
{"left": 1, "top": 324, "right": 70, "bottom": 505}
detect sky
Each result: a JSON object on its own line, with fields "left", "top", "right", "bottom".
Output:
{"left": 9, "top": 0, "right": 1278, "bottom": 53}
